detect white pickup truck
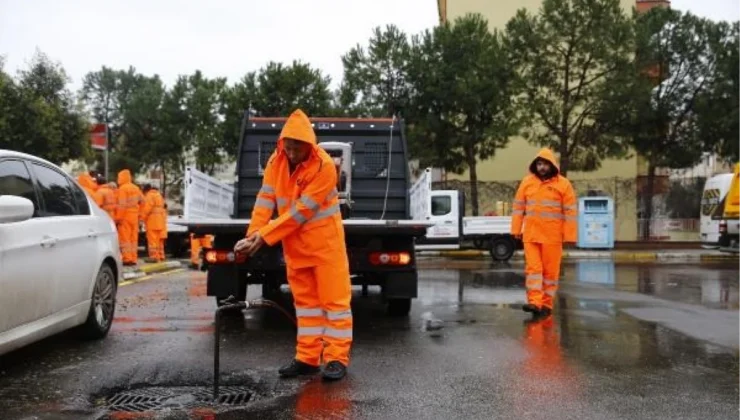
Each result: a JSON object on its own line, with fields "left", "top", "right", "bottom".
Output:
{"left": 410, "top": 167, "right": 519, "bottom": 261}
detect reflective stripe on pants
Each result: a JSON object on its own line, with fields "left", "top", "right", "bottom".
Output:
{"left": 118, "top": 219, "right": 138, "bottom": 264}
{"left": 288, "top": 261, "right": 353, "bottom": 366}
{"left": 523, "top": 242, "right": 563, "bottom": 309}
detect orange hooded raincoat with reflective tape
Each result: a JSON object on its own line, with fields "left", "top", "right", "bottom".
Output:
{"left": 510, "top": 148, "right": 577, "bottom": 244}
{"left": 93, "top": 183, "right": 117, "bottom": 219}
{"left": 116, "top": 169, "right": 144, "bottom": 264}
{"left": 247, "top": 109, "right": 352, "bottom": 368}
{"left": 248, "top": 112, "right": 346, "bottom": 268}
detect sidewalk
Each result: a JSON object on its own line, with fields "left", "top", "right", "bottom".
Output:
{"left": 121, "top": 260, "right": 184, "bottom": 281}
{"left": 417, "top": 248, "right": 739, "bottom": 262}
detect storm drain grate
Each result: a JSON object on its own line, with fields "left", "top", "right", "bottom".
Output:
{"left": 103, "top": 386, "right": 253, "bottom": 412}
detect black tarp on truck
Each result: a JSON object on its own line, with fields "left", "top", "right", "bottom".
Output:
{"left": 175, "top": 114, "right": 431, "bottom": 316}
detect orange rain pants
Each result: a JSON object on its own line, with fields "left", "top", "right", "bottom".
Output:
{"left": 116, "top": 169, "right": 144, "bottom": 265}
{"left": 190, "top": 234, "right": 213, "bottom": 266}
{"left": 511, "top": 148, "right": 577, "bottom": 310}
{"left": 142, "top": 189, "right": 167, "bottom": 261}
{"left": 247, "top": 109, "right": 352, "bottom": 367}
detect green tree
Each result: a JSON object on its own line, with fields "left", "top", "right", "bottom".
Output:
{"left": 627, "top": 8, "right": 727, "bottom": 237}
{"left": 338, "top": 24, "right": 412, "bottom": 117}
{"left": 407, "top": 14, "right": 517, "bottom": 216}
{"left": 695, "top": 21, "right": 739, "bottom": 164}
{"left": 0, "top": 51, "right": 89, "bottom": 164}
{"left": 504, "top": 0, "right": 635, "bottom": 176}
{"left": 250, "top": 61, "right": 333, "bottom": 117}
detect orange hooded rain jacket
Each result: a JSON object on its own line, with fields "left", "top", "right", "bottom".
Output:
{"left": 116, "top": 170, "right": 144, "bottom": 264}
{"left": 247, "top": 109, "right": 352, "bottom": 367}
{"left": 77, "top": 173, "right": 98, "bottom": 197}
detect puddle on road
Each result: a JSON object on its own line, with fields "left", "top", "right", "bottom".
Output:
{"left": 563, "top": 261, "right": 740, "bottom": 310}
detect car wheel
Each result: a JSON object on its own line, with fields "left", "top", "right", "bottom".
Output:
{"left": 489, "top": 237, "right": 515, "bottom": 262}
{"left": 79, "top": 263, "right": 117, "bottom": 340}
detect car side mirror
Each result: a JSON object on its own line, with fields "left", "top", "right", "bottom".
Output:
{"left": 0, "top": 195, "right": 35, "bottom": 224}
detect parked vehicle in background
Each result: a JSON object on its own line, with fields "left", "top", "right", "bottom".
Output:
{"left": 718, "top": 163, "right": 739, "bottom": 254}
{"left": 0, "top": 150, "right": 121, "bottom": 356}
{"left": 700, "top": 172, "right": 734, "bottom": 248}
{"left": 410, "top": 167, "right": 519, "bottom": 262}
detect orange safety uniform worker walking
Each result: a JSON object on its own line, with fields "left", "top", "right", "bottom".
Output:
{"left": 77, "top": 172, "right": 99, "bottom": 197}
{"left": 511, "top": 148, "right": 577, "bottom": 318}
{"left": 141, "top": 184, "right": 167, "bottom": 262}
{"left": 116, "top": 169, "right": 144, "bottom": 266}
{"left": 235, "top": 109, "right": 352, "bottom": 381}
{"left": 93, "top": 178, "right": 117, "bottom": 220}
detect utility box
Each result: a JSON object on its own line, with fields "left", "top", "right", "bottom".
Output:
{"left": 577, "top": 197, "right": 615, "bottom": 249}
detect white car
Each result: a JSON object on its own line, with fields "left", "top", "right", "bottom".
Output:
{"left": 0, "top": 150, "right": 122, "bottom": 356}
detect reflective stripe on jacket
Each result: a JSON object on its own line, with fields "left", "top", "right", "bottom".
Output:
{"left": 511, "top": 148, "right": 577, "bottom": 244}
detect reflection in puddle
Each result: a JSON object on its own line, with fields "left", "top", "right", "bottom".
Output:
{"left": 564, "top": 261, "right": 740, "bottom": 310}
{"left": 417, "top": 269, "right": 527, "bottom": 307}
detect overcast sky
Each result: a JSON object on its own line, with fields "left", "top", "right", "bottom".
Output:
{"left": 1, "top": 0, "right": 737, "bottom": 93}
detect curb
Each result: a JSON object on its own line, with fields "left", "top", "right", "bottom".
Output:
{"left": 418, "top": 250, "right": 738, "bottom": 262}
{"left": 122, "top": 261, "right": 183, "bottom": 281}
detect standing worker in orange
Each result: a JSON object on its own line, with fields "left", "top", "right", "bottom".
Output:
{"left": 141, "top": 184, "right": 167, "bottom": 262}
{"left": 93, "top": 177, "right": 117, "bottom": 220}
{"left": 189, "top": 233, "right": 214, "bottom": 269}
{"left": 116, "top": 169, "right": 144, "bottom": 266}
{"left": 510, "top": 148, "right": 577, "bottom": 318}
{"left": 235, "top": 109, "right": 352, "bottom": 381}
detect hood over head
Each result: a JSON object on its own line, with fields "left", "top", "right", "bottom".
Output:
{"left": 277, "top": 109, "right": 317, "bottom": 151}
{"left": 529, "top": 148, "right": 560, "bottom": 177}
{"left": 117, "top": 169, "right": 132, "bottom": 186}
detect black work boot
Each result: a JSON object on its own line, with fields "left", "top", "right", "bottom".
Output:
{"left": 278, "top": 359, "right": 320, "bottom": 378}
{"left": 522, "top": 304, "right": 539, "bottom": 313}
{"left": 535, "top": 307, "right": 552, "bottom": 318}
{"left": 322, "top": 361, "right": 347, "bottom": 381}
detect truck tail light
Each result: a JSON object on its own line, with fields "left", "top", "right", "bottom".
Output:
{"left": 204, "top": 249, "right": 247, "bottom": 264}
{"left": 369, "top": 251, "right": 411, "bottom": 266}
{"left": 719, "top": 220, "right": 727, "bottom": 234}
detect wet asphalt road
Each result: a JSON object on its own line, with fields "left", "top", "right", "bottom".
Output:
{"left": 0, "top": 259, "right": 738, "bottom": 420}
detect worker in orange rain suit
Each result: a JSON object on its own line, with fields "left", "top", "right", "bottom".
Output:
{"left": 141, "top": 184, "right": 167, "bottom": 262}
{"left": 189, "top": 233, "right": 214, "bottom": 269}
{"left": 93, "top": 177, "right": 117, "bottom": 220}
{"left": 116, "top": 169, "right": 144, "bottom": 266}
{"left": 77, "top": 171, "right": 99, "bottom": 197}
{"left": 235, "top": 109, "right": 352, "bottom": 381}
{"left": 511, "top": 148, "right": 577, "bottom": 318}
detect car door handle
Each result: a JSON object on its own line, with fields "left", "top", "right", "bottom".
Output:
{"left": 40, "top": 237, "right": 58, "bottom": 248}
{"left": 444, "top": 221, "right": 453, "bottom": 224}
{"left": 87, "top": 230, "right": 98, "bottom": 238}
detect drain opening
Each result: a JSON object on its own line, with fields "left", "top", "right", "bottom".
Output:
{"left": 103, "top": 386, "right": 253, "bottom": 412}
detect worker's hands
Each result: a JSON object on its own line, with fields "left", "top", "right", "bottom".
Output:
{"left": 234, "top": 232, "right": 265, "bottom": 256}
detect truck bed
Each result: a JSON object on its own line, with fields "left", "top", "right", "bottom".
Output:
{"left": 462, "top": 216, "right": 512, "bottom": 236}
{"left": 172, "top": 218, "right": 433, "bottom": 237}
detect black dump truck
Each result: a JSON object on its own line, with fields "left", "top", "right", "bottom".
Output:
{"left": 175, "top": 114, "right": 432, "bottom": 316}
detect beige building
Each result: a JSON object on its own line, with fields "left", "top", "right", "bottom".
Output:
{"left": 435, "top": 0, "right": 672, "bottom": 241}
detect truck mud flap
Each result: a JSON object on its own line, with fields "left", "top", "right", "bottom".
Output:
{"left": 207, "top": 265, "right": 244, "bottom": 297}
{"left": 382, "top": 272, "right": 418, "bottom": 299}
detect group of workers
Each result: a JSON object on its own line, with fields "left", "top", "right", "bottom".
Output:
{"left": 77, "top": 169, "right": 168, "bottom": 266}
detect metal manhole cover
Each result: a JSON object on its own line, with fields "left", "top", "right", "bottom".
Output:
{"left": 103, "top": 386, "right": 252, "bottom": 412}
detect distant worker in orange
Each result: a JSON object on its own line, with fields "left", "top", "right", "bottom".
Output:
{"left": 511, "top": 148, "right": 577, "bottom": 318}
{"left": 77, "top": 171, "right": 99, "bottom": 197}
{"left": 116, "top": 169, "right": 144, "bottom": 266}
{"left": 190, "top": 233, "right": 214, "bottom": 269}
{"left": 235, "top": 109, "right": 352, "bottom": 381}
{"left": 93, "top": 177, "right": 117, "bottom": 220}
{"left": 141, "top": 184, "right": 167, "bottom": 262}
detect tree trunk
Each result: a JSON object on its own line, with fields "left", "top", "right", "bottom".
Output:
{"left": 643, "top": 162, "right": 656, "bottom": 241}
{"left": 465, "top": 145, "right": 479, "bottom": 216}
{"left": 558, "top": 138, "right": 569, "bottom": 177}
{"left": 160, "top": 161, "right": 167, "bottom": 199}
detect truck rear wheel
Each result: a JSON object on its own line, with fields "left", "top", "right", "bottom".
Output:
{"left": 387, "top": 298, "right": 412, "bottom": 317}
{"left": 490, "top": 237, "right": 515, "bottom": 262}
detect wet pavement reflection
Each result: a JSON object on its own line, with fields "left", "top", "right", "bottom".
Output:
{"left": 0, "top": 260, "right": 737, "bottom": 419}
